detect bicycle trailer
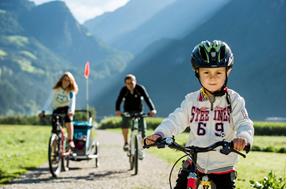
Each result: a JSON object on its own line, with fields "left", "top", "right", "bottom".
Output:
{"left": 70, "top": 109, "right": 99, "bottom": 166}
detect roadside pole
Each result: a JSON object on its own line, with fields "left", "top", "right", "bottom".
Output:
{"left": 84, "top": 61, "right": 90, "bottom": 118}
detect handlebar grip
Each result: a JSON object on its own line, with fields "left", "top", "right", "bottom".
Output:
{"left": 143, "top": 136, "right": 164, "bottom": 149}
{"left": 143, "top": 138, "right": 150, "bottom": 149}
{"left": 230, "top": 141, "right": 251, "bottom": 153}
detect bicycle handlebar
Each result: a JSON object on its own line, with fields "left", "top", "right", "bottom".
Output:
{"left": 122, "top": 112, "right": 148, "bottom": 119}
{"left": 144, "top": 137, "right": 250, "bottom": 158}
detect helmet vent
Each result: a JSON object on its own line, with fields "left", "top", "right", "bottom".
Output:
{"left": 219, "top": 46, "right": 226, "bottom": 61}
{"left": 199, "top": 46, "right": 208, "bottom": 61}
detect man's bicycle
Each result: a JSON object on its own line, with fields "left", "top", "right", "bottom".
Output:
{"left": 144, "top": 136, "right": 250, "bottom": 189}
{"left": 122, "top": 112, "right": 147, "bottom": 175}
{"left": 48, "top": 113, "right": 70, "bottom": 177}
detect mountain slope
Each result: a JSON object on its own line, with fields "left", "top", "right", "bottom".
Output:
{"left": 0, "top": 0, "right": 132, "bottom": 115}
{"left": 94, "top": 0, "right": 285, "bottom": 120}
{"left": 84, "top": 0, "right": 176, "bottom": 43}
{"left": 112, "top": 0, "right": 229, "bottom": 54}
{"left": 0, "top": 8, "right": 72, "bottom": 114}
{"left": 20, "top": 1, "right": 132, "bottom": 75}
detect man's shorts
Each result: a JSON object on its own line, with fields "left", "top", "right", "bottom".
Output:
{"left": 121, "top": 116, "right": 146, "bottom": 130}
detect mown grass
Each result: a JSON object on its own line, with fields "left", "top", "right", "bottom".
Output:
{"left": 0, "top": 125, "right": 50, "bottom": 185}
{"left": 0, "top": 125, "right": 285, "bottom": 188}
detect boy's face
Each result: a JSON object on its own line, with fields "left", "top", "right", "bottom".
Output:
{"left": 198, "top": 67, "right": 229, "bottom": 93}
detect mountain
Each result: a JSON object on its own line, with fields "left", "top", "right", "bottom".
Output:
{"left": 94, "top": 0, "right": 286, "bottom": 120}
{"left": 112, "top": 0, "right": 230, "bottom": 54}
{"left": 0, "top": 0, "right": 132, "bottom": 115}
{"left": 20, "top": 1, "right": 132, "bottom": 78}
{"left": 0, "top": 5, "right": 71, "bottom": 114}
{"left": 84, "top": 0, "right": 176, "bottom": 43}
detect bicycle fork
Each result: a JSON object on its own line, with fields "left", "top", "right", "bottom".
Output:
{"left": 129, "top": 121, "right": 143, "bottom": 157}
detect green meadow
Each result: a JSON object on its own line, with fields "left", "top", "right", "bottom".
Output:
{"left": 0, "top": 125, "right": 50, "bottom": 184}
{"left": 0, "top": 125, "right": 285, "bottom": 189}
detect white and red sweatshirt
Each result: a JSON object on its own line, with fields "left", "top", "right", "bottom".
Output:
{"left": 154, "top": 88, "right": 254, "bottom": 174}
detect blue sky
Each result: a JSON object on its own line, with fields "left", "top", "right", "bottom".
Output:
{"left": 29, "top": 0, "right": 129, "bottom": 23}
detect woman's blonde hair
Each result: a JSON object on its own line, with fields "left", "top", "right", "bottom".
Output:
{"left": 53, "top": 72, "right": 78, "bottom": 94}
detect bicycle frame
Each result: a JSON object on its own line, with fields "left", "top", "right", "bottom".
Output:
{"left": 123, "top": 112, "right": 146, "bottom": 175}
{"left": 130, "top": 116, "right": 142, "bottom": 157}
{"left": 48, "top": 113, "right": 70, "bottom": 177}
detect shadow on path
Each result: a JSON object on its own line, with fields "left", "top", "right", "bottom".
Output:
{"left": 9, "top": 166, "right": 130, "bottom": 185}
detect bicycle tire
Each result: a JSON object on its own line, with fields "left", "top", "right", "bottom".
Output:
{"left": 48, "top": 134, "right": 62, "bottom": 177}
{"left": 129, "top": 142, "right": 134, "bottom": 170}
{"left": 95, "top": 142, "right": 99, "bottom": 168}
{"left": 134, "top": 135, "right": 138, "bottom": 175}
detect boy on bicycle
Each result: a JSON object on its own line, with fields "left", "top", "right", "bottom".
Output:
{"left": 145, "top": 40, "right": 254, "bottom": 188}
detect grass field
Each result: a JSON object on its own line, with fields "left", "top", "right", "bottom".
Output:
{"left": 0, "top": 125, "right": 285, "bottom": 188}
{"left": 0, "top": 125, "right": 50, "bottom": 184}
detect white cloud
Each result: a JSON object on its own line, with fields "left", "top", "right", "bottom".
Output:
{"left": 29, "top": 0, "right": 129, "bottom": 23}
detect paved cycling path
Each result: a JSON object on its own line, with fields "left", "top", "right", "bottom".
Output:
{"left": 2, "top": 130, "right": 174, "bottom": 189}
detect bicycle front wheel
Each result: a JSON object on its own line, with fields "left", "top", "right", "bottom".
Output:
{"left": 48, "top": 133, "right": 62, "bottom": 177}
{"left": 133, "top": 135, "right": 138, "bottom": 175}
{"left": 129, "top": 143, "right": 134, "bottom": 170}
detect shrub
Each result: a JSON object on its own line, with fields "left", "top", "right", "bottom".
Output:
{"left": 97, "top": 116, "right": 163, "bottom": 130}
{"left": 0, "top": 115, "right": 43, "bottom": 125}
{"left": 251, "top": 145, "right": 285, "bottom": 154}
{"left": 254, "top": 122, "right": 285, "bottom": 136}
{"left": 250, "top": 171, "right": 286, "bottom": 189}
{"left": 277, "top": 147, "right": 286, "bottom": 153}
{"left": 0, "top": 107, "right": 96, "bottom": 126}
{"left": 97, "top": 116, "right": 122, "bottom": 129}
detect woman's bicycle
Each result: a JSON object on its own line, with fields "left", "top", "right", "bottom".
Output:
{"left": 48, "top": 113, "right": 71, "bottom": 178}
{"left": 122, "top": 112, "right": 147, "bottom": 175}
{"left": 143, "top": 136, "right": 250, "bottom": 189}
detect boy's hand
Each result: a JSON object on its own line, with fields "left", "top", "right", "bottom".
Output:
{"left": 232, "top": 137, "right": 247, "bottom": 151}
{"left": 144, "top": 134, "right": 161, "bottom": 146}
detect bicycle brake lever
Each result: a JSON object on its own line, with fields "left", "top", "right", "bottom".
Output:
{"left": 231, "top": 149, "right": 246, "bottom": 158}
{"left": 222, "top": 141, "right": 248, "bottom": 158}
{"left": 244, "top": 144, "right": 251, "bottom": 154}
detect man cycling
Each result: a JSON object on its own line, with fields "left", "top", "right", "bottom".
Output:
{"left": 115, "top": 74, "right": 157, "bottom": 157}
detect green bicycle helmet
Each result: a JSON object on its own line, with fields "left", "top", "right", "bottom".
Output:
{"left": 191, "top": 40, "right": 234, "bottom": 97}
{"left": 191, "top": 40, "right": 234, "bottom": 70}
